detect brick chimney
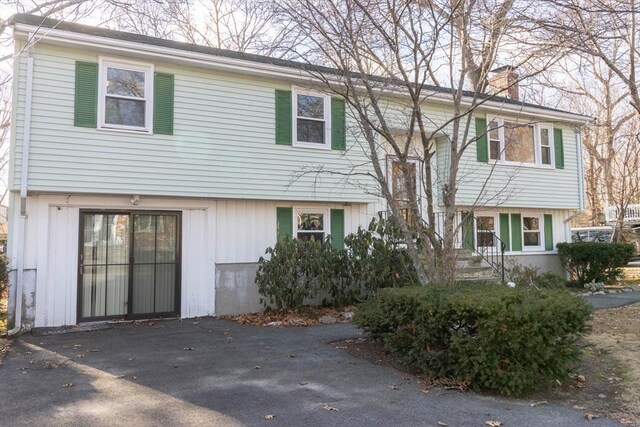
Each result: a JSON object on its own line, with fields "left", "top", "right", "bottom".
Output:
{"left": 487, "top": 66, "right": 519, "bottom": 101}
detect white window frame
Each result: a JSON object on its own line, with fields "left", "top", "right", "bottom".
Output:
{"left": 488, "top": 117, "right": 555, "bottom": 168}
{"left": 537, "top": 124, "right": 555, "bottom": 166}
{"left": 98, "top": 57, "right": 154, "bottom": 133}
{"left": 475, "top": 213, "right": 499, "bottom": 249}
{"left": 294, "top": 208, "right": 330, "bottom": 241}
{"left": 292, "top": 88, "right": 331, "bottom": 150}
{"left": 521, "top": 214, "right": 544, "bottom": 251}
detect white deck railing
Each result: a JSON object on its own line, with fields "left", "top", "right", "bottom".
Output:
{"left": 605, "top": 204, "right": 640, "bottom": 224}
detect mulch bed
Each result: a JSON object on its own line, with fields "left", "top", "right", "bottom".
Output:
{"left": 223, "top": 306, "right": 356, "bottom": 327}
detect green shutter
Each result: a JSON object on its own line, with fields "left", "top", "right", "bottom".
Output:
{"left": 330, "top": 209, "right": 345, "bottom": 250}
{"left": 544, "top": 214, "right": 554, "bottom": 251}
{"left": 74, "top": 61, "right": 98, "bottom": 128}
{"left": 511, "top": 214, "right": 522, "bottom": 251}
{"left": 275, "top": 90, "right": 292, "bottom": 145}
{"left": 475, "top": 117, "right": 488, "bottom": 163}
{"left": 499, "top": 213, "right": 510, "bottom": 252}
{"left": 331, "top": 98, "right": 346, "bottom": 150}
{"left": 554, "top": 128, "right": 564, "bottom": 169}
{"left": 153, "top": 72, "right": 174, "bottom": 135}
{"left": 461, "top": 211, "right": 475, "bottom": 250}
{"left": 276, "top": 207, "right": 293, "bottom": 241}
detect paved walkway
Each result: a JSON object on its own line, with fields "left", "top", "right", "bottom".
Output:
{"left": 0, "top": 319, "right": 622, "bottom": 426}
{"left": 586, "top": 291, "right": 640, "bottom": 309}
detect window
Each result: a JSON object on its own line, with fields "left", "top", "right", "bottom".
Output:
{"left": 489, "top": 121, "right": 501, "bottom": 160}
{"left": 539, "top": 125, "right": 553, "bottom": 165}
{"left": 488, "top": 118, "right": 554, "bottom": 167}
{"left": 504, "top": 121, "right": 535, "bottom": 163}
{"left": 522, "top": 216, "right": 541, "bottom": 247}
{"left": 476, "top": 215, "right": 496, "bottom": 247}
{"left": 389, "top": 158, "right": 420, "bottom": 226}
{"left": 296, "top": 210, "right": 326, "bottom": 241}
{"left": 98, "top": 59, "right": 153, "bottom": 132}
{"left": 293, "top": 90, "right": 331, "bottom": 148}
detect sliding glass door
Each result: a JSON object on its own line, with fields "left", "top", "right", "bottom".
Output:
{"left": 79, "top": 211, "right": 180, "bottom": 321}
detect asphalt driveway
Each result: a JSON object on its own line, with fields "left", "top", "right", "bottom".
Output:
{"left": 0, "top": 319, "right": 623, "bottom": 427}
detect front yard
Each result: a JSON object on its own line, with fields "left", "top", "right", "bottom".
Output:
{"left": 337, "top": 301, "right": 640, "bottom": 426}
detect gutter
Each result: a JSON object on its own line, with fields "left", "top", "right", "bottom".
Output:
{"left": 12, "top": 23, "right": 592, "bottom": 125}
{"left": 8, "top": 42, "right": 34, "bottom": 336}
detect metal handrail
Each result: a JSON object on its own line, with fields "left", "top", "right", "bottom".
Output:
{"left": 377, "top": 210, "right": 506, "bottom": 282}
{"left": 467, "top": 212, "right": 506, "bottom": 283}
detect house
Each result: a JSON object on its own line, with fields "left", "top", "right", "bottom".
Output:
{"left": 6, "top": 14, "right": 589, "bottom": 333}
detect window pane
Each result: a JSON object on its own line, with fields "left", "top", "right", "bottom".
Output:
{"left": 541, "top": 146, "right": 551, "bottom": 165}
{"left": 490, "top": 140, "right": 500, "bottom": 160}
{"left": 504, "top": 122, "right": 535, "bottom": 163}
{"left": 297, "top": 95, "right": 324, "bottom": 119}
{"left": 297, "top": 118, "right": 325, "bottom": 144}
{"left": 523, "top": 217, "right": 539, "bottom": 231}
{"left": 297, "top": 232, "right": 325, "bottom": 242}
{"left": 107, "top": 67, "right": 145, "bottom": 97}
{"left": 391, "top": 161, "right": 417, "bottom": 202}
{"left": 540, "top": 128, "right": 550, "bottom": 146}
{"left": 105, "top": 97, "right": 146, "bottom": 127}
{"left": 297, "top": 213, "right": 324, "bottom": 231}
{"left": 524, "top": 232, "right": 540, "bottom": 246}
{"left": 477, "top": 216, "right": 495, "bottom": 231}
{"left": 489, "top": 121, "right": 499, "bottom": 140}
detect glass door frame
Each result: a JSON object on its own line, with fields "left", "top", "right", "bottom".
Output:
{"left": 77, "top": 209, "right": 182, "bottom": 322}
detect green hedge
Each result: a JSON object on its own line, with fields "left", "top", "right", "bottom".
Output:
{"left": 557, "top": 242, "right": 634, "bottom": 285}
{"left": 354, "top": 284, "right": 592, "bottom": 395}
{"left": 256, "top": 217, "right": 418, "bottom": 310}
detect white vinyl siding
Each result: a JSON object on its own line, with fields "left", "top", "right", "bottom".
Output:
{"left": 11, "top": 43, "right": 373, "bottom": 203}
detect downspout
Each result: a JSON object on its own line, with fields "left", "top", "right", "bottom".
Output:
{"left": 8, "top": 43, "right": 34, "bottom": 336}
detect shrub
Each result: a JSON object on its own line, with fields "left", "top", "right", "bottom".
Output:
{"left": 345, "top": 216, "right": 418, "bottom": 296}
{"left": 255, "top": 216, "right": 418, "bottom": 310}
{"left": 505, "top": 260, "right": 565, "bottom": 289}
{"left": 557, "top": 242, "right": 634, "bottom": 286}
{"left": 256, "top": 237, "right": 337, "bottom": 310}
{"left": 354, "top": 284, "right": 592, "bottom": 395}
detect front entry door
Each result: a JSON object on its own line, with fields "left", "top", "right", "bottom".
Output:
{"left": 79, "top": 211, "right": 180, "bottom": 321}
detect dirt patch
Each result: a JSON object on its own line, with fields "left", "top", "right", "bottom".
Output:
{"left": 224, "top": 306, "right": 356, "bottom": 327}
{"left": 336, "top": 303, "right": 640, "bottom": 426}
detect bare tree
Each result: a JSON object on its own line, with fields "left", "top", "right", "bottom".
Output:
{"left": 99, "top": 0, "right": 302, "bottom": 58}
{"left": 276, "top": 0, "right": 552, "bottom": 285}
{"left": 540, "top": 0, "right": 640, "bottom": 115}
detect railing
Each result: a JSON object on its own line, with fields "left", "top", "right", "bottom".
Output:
{"left": 469, "top": 213, "right": 506, "bottom": 283}
{"left": 605, "top": 205, "right": 640, "bottom": 224}
{"left": 377, "top": 210, "right": 506, "bottom": 282}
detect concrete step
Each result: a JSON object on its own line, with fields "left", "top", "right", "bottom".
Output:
{"left": 455, "top": 265, "right": 496, "bottom": 280}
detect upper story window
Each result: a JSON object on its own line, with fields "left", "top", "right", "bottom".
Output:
{"left": 98, "top": 58, "right": 154, "bottom": 133}
{"left": 488, "top": 119, "right": 554, "bottom": 167}
{"left": 293, "top": 89, "right": 331, "bottom": 149}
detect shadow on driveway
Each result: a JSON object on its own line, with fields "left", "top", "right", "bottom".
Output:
{"left": 0, "top": 319, "right": 624, "bottom": 426}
